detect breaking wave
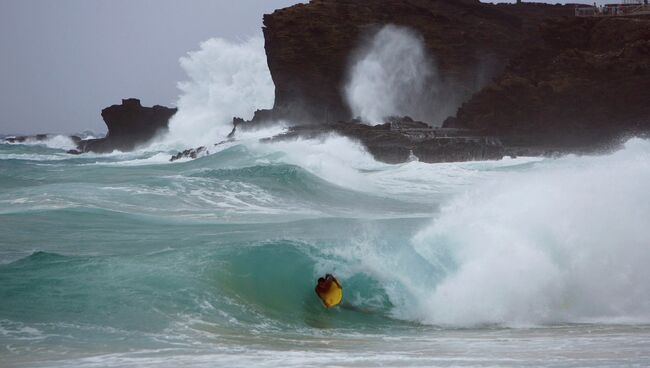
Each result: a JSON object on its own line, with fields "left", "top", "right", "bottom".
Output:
{"left": 5, "top": 138, "right": 649, "bottom": 328}
{"left": 406, "top": 138, "right": 650, "bottom": 326}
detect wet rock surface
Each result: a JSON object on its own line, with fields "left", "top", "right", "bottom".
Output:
{"left": 169, "top": 139, "right": 233, "bottom": 162}
{"left": 170, "top": 146, "right": 207, "bottom": 162}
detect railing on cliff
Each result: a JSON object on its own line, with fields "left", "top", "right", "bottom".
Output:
{"left": 575, "top": 3, "right": 650, "bottom": 17}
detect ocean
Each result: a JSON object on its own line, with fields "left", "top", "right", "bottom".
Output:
{"left": 2, "top": 31, "right": 650, "bottom": 367}
{"left": 1, "top": 133, "right": 650, "bottom": 367}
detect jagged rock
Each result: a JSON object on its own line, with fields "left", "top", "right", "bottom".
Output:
{"left": 75, "top": 98, "right": 177, "bottom": 153}
{"left": 168, "top": 139, "right": 234, "bottom": 162}
{"left": 170, "top": 146, "right": 207, "bottom": 162}
{"left": 229, "top": 109, "right": 282, "bottom": 136}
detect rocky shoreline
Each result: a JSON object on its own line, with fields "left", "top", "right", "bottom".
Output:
{"left": 169, "top": 1, "right": 648, "bottom": 164}
{"left": 244, "top": 0, "right": 649, "bottom": 163}
{"left": 7, "top": 1, "right": 648, "bottom": 165}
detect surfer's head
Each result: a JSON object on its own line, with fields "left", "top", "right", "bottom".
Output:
{"left": 316, "top": 276, "right": 330, "bottom": 292}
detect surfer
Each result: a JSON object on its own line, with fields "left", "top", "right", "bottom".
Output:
{"left": 315, "top": 274, "right": 342, "bottom": 308}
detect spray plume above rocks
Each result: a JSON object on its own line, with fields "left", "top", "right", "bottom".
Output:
{"left": 345, "top": 25, "right": 454, "bottom": 125}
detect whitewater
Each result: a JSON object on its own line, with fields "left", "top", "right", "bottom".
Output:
{"left": 2, "top": 35, "right": 650, "bottom": 368}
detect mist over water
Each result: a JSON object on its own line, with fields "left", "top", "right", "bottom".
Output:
{"left": 345, "top": 25, "right": 457, "bottom": 125}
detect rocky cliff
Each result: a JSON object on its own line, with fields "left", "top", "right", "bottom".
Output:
{"left": 256, "top": 0, "right": 650, "bottom": 160}
{"left": 262, "top": 0, "right": 574, "bottom": 123}
{"left": 75, "top": 98, "right": 177, "bottom": 153}
{"left": 444, "top": 16, "right": 650, "bottom": 149}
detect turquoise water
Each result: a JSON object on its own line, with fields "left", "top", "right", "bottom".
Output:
{"left": 2, "top": 137, "right": 650, "bottom": 367}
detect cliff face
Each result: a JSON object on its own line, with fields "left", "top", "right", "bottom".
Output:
{"left": 262, "top": 0, "right": 574, "bottom": 123}
{"left": 444, "top": 16, "right": 650, "bottom": 148}
{"left": 76, "top": 98, "right": 177, "bottom": 153}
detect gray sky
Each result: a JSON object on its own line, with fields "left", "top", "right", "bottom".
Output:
{"left": 0, "top": 0, "right": 611, "bottom": 135}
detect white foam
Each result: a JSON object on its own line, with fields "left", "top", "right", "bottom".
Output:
{"left": 407, "top": 138, "right": 650, "bottom": 326}
{"left": 252, "top": 133, "right": 543, "bottom": 204}
{"left": 0, "top": 153, "right": 69, "bottom": 161}
{"left": 250, "top": 134, "right": 382, "bottom": 190}
{"left": 163, "top": 36, "right": 275, "bottom": 149}
{"left": 96, "top": 152, "right": 173, "bottom": 166}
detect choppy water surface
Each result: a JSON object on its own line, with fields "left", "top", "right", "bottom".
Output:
{"left": 1, "top": 136, "right": 650, "bottom": 367}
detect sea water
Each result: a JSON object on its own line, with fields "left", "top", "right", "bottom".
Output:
{"left": 1, "top": 135, "right": 650, "bottom": 367}
{"left": 2, "top": 34, "right": 650, "bottom": 367}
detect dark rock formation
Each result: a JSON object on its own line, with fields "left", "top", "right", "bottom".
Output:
{"left": 262, "top": 0, "right": 575, "bottom": 123}
{"left": 255, "top": 1, "right": 650, "bottom": 160}
{"left": 170, "top": 146, "right": 207, "bottom": 162}
{"left": 261, "top": 116, "right": 504, "bottom": 164}
{"left": 444, "top": 16, "right": 650, "bottom": 150}
{"left": 169, "top": 139, "right": 233, "bottom": 162}
{"left": 75, "top": 98, "right": 177, "bottom": 153}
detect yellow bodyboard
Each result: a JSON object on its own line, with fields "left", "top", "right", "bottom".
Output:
{"left": 319, "top": 281, "right": 343, "bottom": 308}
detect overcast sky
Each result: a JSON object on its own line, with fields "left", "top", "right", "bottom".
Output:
{"left": 0, "top": 0, "right": 611, "bottom": 135}
{"left": 0, "top": 0, "right": 303, "bottom": 134}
